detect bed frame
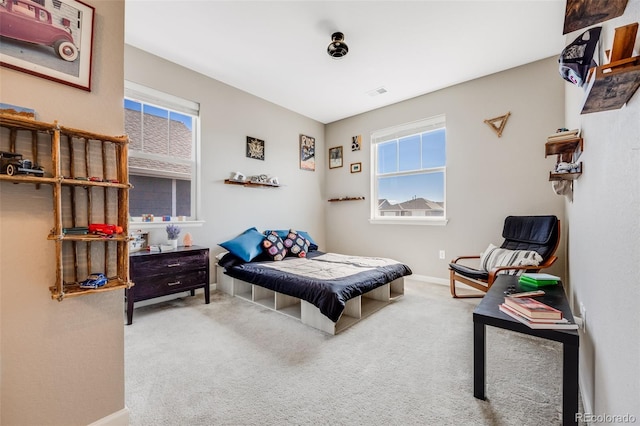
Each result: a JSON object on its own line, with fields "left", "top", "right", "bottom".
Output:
{"left": 216, "top": 265, "right": 404, "bottom": 334}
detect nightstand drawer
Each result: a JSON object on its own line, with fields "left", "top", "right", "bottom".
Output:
{"left": 132, "top": 270, "right": 208, "bottom": 301}
{"left": 131, "top": 250, "right": 207, "bottom": 277}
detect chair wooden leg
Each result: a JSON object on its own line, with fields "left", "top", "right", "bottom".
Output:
{"left": 450, "top": 270, "right": 486, "bottom": 299}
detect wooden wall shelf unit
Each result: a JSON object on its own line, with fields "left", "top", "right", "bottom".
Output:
{"left": 545, "top": 137, "right": 583, "bottom": 181}
{"left": 224, "top": 179, "right": 281, "bottom": 188}
{"left": 581, "top": 23, "right": 640, "bottom": 115}
{"left": 0, "top": 113, "right": 131, "bottom": 301}
{"left": 328, "top": 197, "right": 365, "bottom": 202}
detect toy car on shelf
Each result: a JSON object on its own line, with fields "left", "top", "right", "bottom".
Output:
{"left": 0, "top": 151, "right": 45, "bottom": 177}
{"left": 79, "top": 273, "right": 108, "bottom": 289}
{"left": 0, "top": 0, "right": 79, "bottom": 61}
{"left": 88, "top": 223, "right": 123, "bottom": 236}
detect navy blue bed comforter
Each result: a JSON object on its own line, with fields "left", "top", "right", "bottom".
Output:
{"left": 223, "top": 251, "right": 412, "bottom": 322}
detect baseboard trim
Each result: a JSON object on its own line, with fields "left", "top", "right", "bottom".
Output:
{"left": 407, "top": 274, "right": 449, "bottom": 286}
{"left": 579, "top": 359, "right": 593, "bottom": 417}
{"left": 88, "top": 407, "right": 129, "bottom": 426}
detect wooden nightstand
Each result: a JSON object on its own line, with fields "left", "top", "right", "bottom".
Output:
{"left": 126, "top": 246, "right": 210, "bottom": 324}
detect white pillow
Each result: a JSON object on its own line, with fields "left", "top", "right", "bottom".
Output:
{"left": 480, "top": 243, "right": 543, "bottom": 275}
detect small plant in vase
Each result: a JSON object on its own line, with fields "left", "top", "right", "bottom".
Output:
{"left": 166, "top": 224, "right": 181, "bottom": 249}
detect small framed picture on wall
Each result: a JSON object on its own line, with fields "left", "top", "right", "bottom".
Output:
{"left": 246, "top": 136, "right": 265, "bottom": 160}
{"left": 299, "top": 134, "right": 316, "bottom": 171}
{"left": 352, "top": 135, "right": 362, "bottom": 151}
{"left": 329, "top": 146, "right": 343, "bottom": 169}
{"left": 350, "top": 162, "right": 361, "bottom": 173}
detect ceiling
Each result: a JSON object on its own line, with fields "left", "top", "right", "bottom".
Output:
{"left": 124, "top": 1, "right": 568, "bottom": 124}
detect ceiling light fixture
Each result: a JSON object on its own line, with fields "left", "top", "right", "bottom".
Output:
{"left": 327, "top": 32, "right": 348, "bottom": 59}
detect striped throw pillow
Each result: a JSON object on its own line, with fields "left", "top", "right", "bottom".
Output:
{"left": 480, "top": 244, "right": 543, "bottom": 275}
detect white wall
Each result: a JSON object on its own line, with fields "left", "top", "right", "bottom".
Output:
{"left": 325, "top": 57, "right": 566, "bottom": 281}
{"left": 563, "top": 1, "right": 640, "bottom": 418}
{"left": 0, "top": 1, "right": 126, "bottom": 424}
{"left": 124, "top": 46, "right": 326, "bottom": 258}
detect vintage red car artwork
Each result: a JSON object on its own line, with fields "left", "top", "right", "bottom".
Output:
{"left": 0, "top": 0, "right": 79, "bottom": 61}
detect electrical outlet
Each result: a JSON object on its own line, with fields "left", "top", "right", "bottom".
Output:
{"left": 439, "top": 250, "right": 445, "bottom": 260}
{"left": 579, "top": 302, "right": 586, "bottom": 331}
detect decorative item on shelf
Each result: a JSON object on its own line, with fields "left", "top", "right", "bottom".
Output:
{"left": 483, "top": 112, "right": 510, "bottom": 137}
{"left": 558, "top": 27, "right": 601, "bottom": 88}
{"left": 555, "top": 162, "right": 580, "bottom": 174}
{"left": 88, "top": 223, "right": 123, "bottom": 237}
{"left": 162, "top": 215, "right": 171, "bottom": 221}
{"left": 0, "top": 150, "right": 45, "bottom": 177}
{"left": 130, "top": 230, "right": 149, "bottom": 253}
{"left": 246, "top": 136, "right": 265, "bottom": 160}
{"left": 183, "top": 232, "right": 193, "bottom": 247}
{"left": 250, "top": 174, "right": 268, "bottom": 183}
{"left": 268, "top": 176, "right": 279, "bottom": 185}
{"left": 142, "top": 214, "right": 154, "bottom": 222}
{"left": 166, "top": 224, "right": 181, "bottom": 249}
{"left": 0, "top": 103, "right": 35, "bottom": 120}
{"left": 230, "top": 171, "right": 246, "bottom": 182}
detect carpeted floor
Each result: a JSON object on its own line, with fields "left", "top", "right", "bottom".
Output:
{"left": 125, "top": 278, "right": 582, "bottom": 425}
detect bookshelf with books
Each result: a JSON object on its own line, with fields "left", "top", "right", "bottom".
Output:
{"left": 545, "top": 129, "right": 583, "bottom": 181}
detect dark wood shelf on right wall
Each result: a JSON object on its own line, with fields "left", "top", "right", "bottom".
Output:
{"left": 581, "top": 23, "right": 640, "bottom": 115}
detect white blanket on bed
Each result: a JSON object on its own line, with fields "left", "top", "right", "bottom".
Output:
{"left": 259, "top": 253, "right": 402, "bottom": 280}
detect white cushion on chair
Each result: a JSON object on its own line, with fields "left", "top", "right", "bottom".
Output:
{"left": 480, "top": 243, "right": 543, "bottom": 275}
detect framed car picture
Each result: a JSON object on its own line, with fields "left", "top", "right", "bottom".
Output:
{"left": 0, "top": 0, "right": 95, "bottom": 91}
{"left": 329, "top": 146, "right": 343, "bottom": 169}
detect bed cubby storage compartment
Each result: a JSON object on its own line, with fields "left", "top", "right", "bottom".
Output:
{"left": 216, "top": 265, "right": 405, "bottom": 334}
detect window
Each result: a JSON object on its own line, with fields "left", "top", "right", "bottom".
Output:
{"left": 370, "top": 115, "right": 446, "bottom": 224}
{"left": 124, "top": 82, "right": 200, "bottom": 220}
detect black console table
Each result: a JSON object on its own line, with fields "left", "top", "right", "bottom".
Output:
{"left": 473, "top": 275, "right": 579, "bottom": 425}
{"left": 127, "top": 246, "right": 210, "bottom": 325}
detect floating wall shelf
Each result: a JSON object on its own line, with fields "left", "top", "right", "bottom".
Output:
{"left": 328, "top": 197, "right": 365, "bottom": 202}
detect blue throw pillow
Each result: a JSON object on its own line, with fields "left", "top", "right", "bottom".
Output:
{"left": 219, "top": 227, "right": 265, "bottom": 262}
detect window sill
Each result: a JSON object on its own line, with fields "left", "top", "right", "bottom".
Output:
{"left": 369, "top": 217, "right": 448, "bottom": 226}
{"left": 129, "top": 220, "right": 205, "bottom": 230}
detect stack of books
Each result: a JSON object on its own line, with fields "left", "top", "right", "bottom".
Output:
{"left": 547, "top": 128, "right": 580, "bottom": 141}
{"left": 499, "top": 296, "right": 578, "bottom": 330}
{"left": 518, "top": 272, "right": 560, "bottom": 288}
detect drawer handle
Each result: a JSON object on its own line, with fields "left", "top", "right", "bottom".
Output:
{"left": 168, "top": 281, "right": 181, "bottom": 286}
{"left": 167, "top": 263, "right": 182, "bottom": 267}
